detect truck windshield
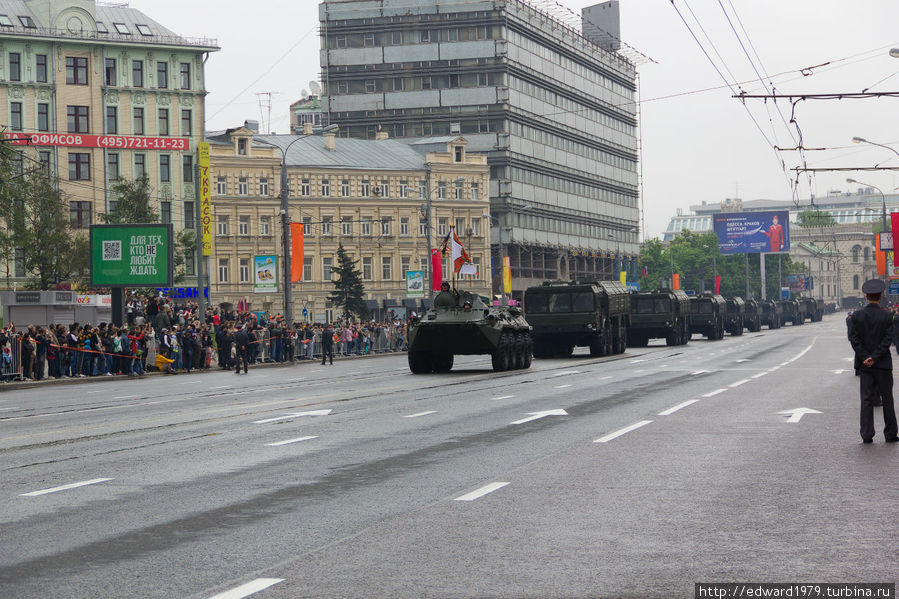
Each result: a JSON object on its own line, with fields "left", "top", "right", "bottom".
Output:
{"left": 572, "top": 292, "right": 593, "bottom": 312}
{"left": 655, "top": 299, "right": 670, "bottom": 312}
{"left": 549, "top": 293, "right": 571, "bottom": 313}
{"left": 692, "top": 302, "right": 713, "bottom": 314}
{"left": 525, "top": 293, "right": 549, "bottom": 314}
{"left": 633, "top": 298, "right": 654, "bottom": 313}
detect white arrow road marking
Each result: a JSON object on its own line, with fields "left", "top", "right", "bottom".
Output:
{"left": 658, "top": 400, "right": 699, "bottom": 416}
{"left": 702, "top": 389, "right": 727, "bottom": 397}
{"left": 552, "top": 370, "right": 581, "bottom": 377}
{"left": 728, "top": 379, "right": 750, "bottom": 388}
{"left": 843, "top": 357, "right": 853, "bottom": 362}
{"left": 207, "top": 578, "right": 284, "bottom": 599}
{"left": 594, "top": 420, "right": 652, "bottom": 443}
{"left": 455, "top": 482, "right": 510, "bottom": 501}
{"left": 832, "top": 369, "right": 847, "bottom": 374}
{"left": 404, "top": 411, "right": 437, "bottom": 418}
{"left": 21, "top": 478, "right": 113, "bottom": 497}
{"left": 490, "top": 395, "right": 515, "bottom": 401}
{"left": 266, "top": 436, "right": 318, "bottom": 447}
{"left": 778, "top": 408, "right": 822, "bottom": 423}
{"left": 554, "top": 384, "right": 573, "bottom": 389}
{"left": 511, "top": 409, "right": 568, "bottom": 425}
{"left": 253, "top": 409, "right": 333, "bottom": 424}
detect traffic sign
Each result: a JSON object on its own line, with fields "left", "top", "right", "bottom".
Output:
{"left": 889, "top": 283, "right": 899, "bottom": 295}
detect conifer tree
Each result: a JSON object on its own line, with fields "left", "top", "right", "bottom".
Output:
{"left": 329, "top": 243, "right": 368, "bottom": 320}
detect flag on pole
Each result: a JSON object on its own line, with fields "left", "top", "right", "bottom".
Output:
{"left": 290, "top": 223, "right": 304, "bottom": 283}
{"left": 440, "top": 227, "right": 477, "bottom": 276}
{"left": 431, "top": 248, "right": 443, "bottom": 291}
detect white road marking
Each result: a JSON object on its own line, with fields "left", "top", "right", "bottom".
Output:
{"left": 287, "top": 378, "right": 306, "bottom": 382}
{"left": 750, "top": 371, "right": 768, "bottom": 379}
{"left": 594, "top": 420, "right": 652, "bottom": 443}
{"left": 252, "top": 409, "right": 332, "bottom": 424}
{"left": 113, "top": 395, "right": 139, "bottom": 400}
{"left": 490, "top": 395, "right": 515, "bottom": 401}
{"left": 404, "top": 411, "right": 437, "bottom": 418}
{"left": 691, "top": 370, "right": 710, "bottom": 375}
{"left": 778, "top": 408, "right": 822, "bottom": 423}
{"left": 785, "top": 341, "right": 816, "bottom": 364}
{"left": 266, "top": 436, "right": 318, "bottom": 447}
{"left": 207, "top": 578, "right": 285, "bottom": 599}
{"left": 20, "top": 478, "right": 113, "bottom": 497}
{"left": 554, "top": 384, "right": 573, "bottom": 389}
{"left": 728, "top": 379, "right": 750, "bottom": 388}
{"left": 455, "top": 482, "right": 510, "bottom": 501}
{"left": 736, "top": 358, "right": 751, "bottom": 363}
{"left": 629, "top": 359, "right": 646, "bottom": 364}
{"left": 511, "top": 409, "right": 568, "bottom": 425}
{"left": 552, "top": 370, "right": 581, "bottom": 377}
{"left": 0, "top": 407, "right": 21, "bottom": 412}
{"left": 779, "top": 362, "right": 790, "bottom": 367}
{"left": 832, "top": 369, "right": 847, "bottom": 374}
{"left": 658, "top": 400, "right": 699, "bottom": 416}
{"left": 179, "top": 381, "right": 202, "bottom": 385}
{"left": 702, "top": 389, "right": 727, "bottom": 397}
{"left": 210, "top": 386, "right": 231, "bottom": 390}
{"left": 599, "top": 375, "right": 613, "bottom": 380}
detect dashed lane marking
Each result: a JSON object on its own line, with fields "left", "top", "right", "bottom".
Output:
{"left": 207, "top": 578, "right": 285, "bottom": 599}
{"left": 658, "top": 400, "right": 699, "bottom": 416}
{"left": 20, "top": 478, "right": 113, "bottom": 497}
{"left": 594, "top": 420, "right": 653, "bottom": 443}
{"left": 455, "top": 482, "right": 510, "bottom": 502}
{"left": 702, "top": 389, "right": 727, "bottom": 397}
{"left": 729, "top": 379, "right": 750, "bottom": 388}
{"left": 266, "top": 436, "right": 318, "bottom": 447}
{"left": 404, "top": 411, "right": 437, "bottom": 418}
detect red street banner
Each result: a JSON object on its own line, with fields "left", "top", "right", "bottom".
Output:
{"left": 4, "top": 132, "right": 190, "bottom": 151}
{"left": 431, "top": 248, "right": 443, "bottom": 291}
{"left": 290, "top": 223, "right": 304, "bottom": 283}
{"left": 892, "top": 213, "right": 899, "bottom": 267}
{"left": 714, "top": 275, "right": 721, "bottom": 295}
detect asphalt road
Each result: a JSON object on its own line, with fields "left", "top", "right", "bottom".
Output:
{"left": 1, "top": 315, "right": 896, "bottom": 599}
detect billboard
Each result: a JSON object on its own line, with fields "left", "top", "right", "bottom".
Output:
{"left": 713, "top": 210, "right": 790, "bottom": 254}
{"left": 4, "top": 132, "right": 189, "bottom": 151}
{"left": 198, "top": 142, "right": 212, "bottom": 256}
{"left": 254, "top": 255, "right": 278, "bottom": 293}
{"left": 90, "top": 224, "right": 173, "bottom": 287}
{"left": 406, "top": 270, "right": 424, "bottom": 298}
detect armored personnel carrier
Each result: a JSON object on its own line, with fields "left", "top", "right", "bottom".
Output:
{"left": 723, "top": 296, "right": 745, "bottom": 336}
{"left": 758, "top": 299, "right": 782, "bottom": 329}
{"left": 689, "top": 294, "right": 726, "bottom": 340}
{"left": 524, "top": 279, "right": 630, "bottom": 358}
{"left": 407, "top": 289, "right": 532, "bottom": 373}
{"left": 743, "top": 298, "right": 762, "bottom": 332}
{"left": 797, "top": 297, "right": 823, "bottom": 322}
{"left": 627, "top": 289, "right": 691, "bottom": 347}
{"left": 778, "top": 298, "right": 802, "bottom": 326}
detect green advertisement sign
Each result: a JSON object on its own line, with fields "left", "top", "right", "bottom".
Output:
{"left": 254, "top": 255, "right": 278, "bottom": 293}
{"left": 90, "top": 224, "right": 174, "bottom": 287}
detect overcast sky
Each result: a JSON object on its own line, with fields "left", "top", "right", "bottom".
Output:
{"left": 129, "top": 0, "right": 899, "bottom": 239}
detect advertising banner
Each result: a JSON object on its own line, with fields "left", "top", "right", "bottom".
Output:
{"left": 787, "top": 274, "right": 808, "bottom": 292}
{"left": 4, "top": 132, "right": 189, "bottom": 151}
{"left": 406, "top": 270, "right": 424, "bottom": 298}
{"left": 90, "top": 224, "right": 173, "bottom": 287}
{"left": 253, "top": 255, "right": 278, "bottom": 293}
{"left": 198, "top": 142, "right": 212, "bottom": 256}
{"left": 713, "top": 210, "right": 790, "bottom": 254}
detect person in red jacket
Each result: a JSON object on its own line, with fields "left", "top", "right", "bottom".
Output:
{"left": 761, "top": 214, "right": 785, "bottom": 252}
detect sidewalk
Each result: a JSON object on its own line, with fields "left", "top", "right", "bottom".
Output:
{"left": 0, "top": 348, "right": 406, "bottom": 393}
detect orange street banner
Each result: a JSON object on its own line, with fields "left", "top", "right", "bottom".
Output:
{"left": 672, "top": 273, "right": 680, "bottom": 290}
{"left": 503, "top": 256, "right": 512, "bottom": 294}
{"left": 290, "top": 223, "right": 304, "bottom": 283}
{"left": 198, "top": 142, "right": 212, "bottom": 256}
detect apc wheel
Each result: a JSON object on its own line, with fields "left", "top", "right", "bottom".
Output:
{"left": 614, "top": 325, "right": 627, "bottom": 354}
{"left": 408, "top": 351, "right": 432, "bottom": 374}
{"left": 589, "top": 338, "right": 603, "bottom": 356}
{"left": 521, "top": 336, "right": 533, "bottom": 369}
{"left": 510, "top": 333, "right": 523, "bottom": 370}
{"left": 433, "top": 354, "right": 454, "bottom": 373}
{"left": 492, "top": 333, "right": 511, "bottom": 371}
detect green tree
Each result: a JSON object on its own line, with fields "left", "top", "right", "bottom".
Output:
{"left": 796, "top": 209, "right": 836, "bottom": 228}
{"left": 100, "top": 176, "right": 158, "bottom": 224}
{"left": 0, "top": 142, "right": 89, "bottom": 289}
{"left": 329, "top": 243, "right": 368, "bottom": 320}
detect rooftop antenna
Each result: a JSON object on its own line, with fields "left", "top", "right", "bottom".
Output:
{"left": 256, "top": 91, "right": 280, "bottom": 134}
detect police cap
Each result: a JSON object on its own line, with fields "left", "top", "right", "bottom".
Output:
{"left": 861, "top": 278, "right": 886, "bottom": 295}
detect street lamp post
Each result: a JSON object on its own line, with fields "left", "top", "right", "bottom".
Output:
{"left": 846, "top": 177, "right": 888, "bottom": 234}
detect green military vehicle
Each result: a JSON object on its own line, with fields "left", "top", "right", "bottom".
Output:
{"left": 723, "top": 296, "right": 746, "bottom": 336}
{"left": 743, "top": 298, "right": 762, "bottom": 332}
{"left": 627, "top": 290, "right": 691, "bottom": 347}
{"left": 689, "top": 294, "right": 727, "bottom": 340}
{"left": 407, "top": 289, "right": 532, "bottom": 373}
{"left": 524, "top": 279, "right": 630, "bottom": 358}
{"left": 758, "top": 299, "right": 782, "bottom": 329}
{"left": 777, "top": 299, "right": 802, "bottom": 326}
{"left": 797, "top": 297, "right": 823, "bottom": 322}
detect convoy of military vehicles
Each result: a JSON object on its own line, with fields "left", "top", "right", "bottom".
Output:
{"left": 406, "top": 280, "right": 828, "bottom": 373}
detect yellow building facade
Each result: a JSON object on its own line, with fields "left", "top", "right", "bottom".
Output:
{"left": 207, "top": 125, "right": 491, "bottom": 322}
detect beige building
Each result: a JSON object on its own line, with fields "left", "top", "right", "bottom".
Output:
{"left": 791, "top": 223, "right": 879, "bottom": 307}
{"left": 0, "top": 0, "right": 217, "bottom": 284}
{"left": 206, "top": 124, "right": 491, "bottom": 322}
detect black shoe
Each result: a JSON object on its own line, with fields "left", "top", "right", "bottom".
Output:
{"left": 235, "top": 370, "right": 240, "bottom": 374}
{"left": 885, "top": 437, "right": 899, "bottom": 443}
{"left": 863, "top": 438, "right": 874, "bottom": 444}
{"left": 321, "top": 362, "right": 326, "bottom": 365}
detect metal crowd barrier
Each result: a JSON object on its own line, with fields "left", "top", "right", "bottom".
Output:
{"left": 2, "top": 337, "right": 23, "bottom": 381}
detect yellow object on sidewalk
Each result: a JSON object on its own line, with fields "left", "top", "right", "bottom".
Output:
{"left": 154, "top": 354, "right": 174, "bottom": 369}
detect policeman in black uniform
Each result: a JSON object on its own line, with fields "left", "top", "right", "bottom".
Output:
{"left": 321, "top": 324, "right": 334, "bottom": 365}
{"left": 847, "top": 279, "right": 899, "bottom": 443}
{"left": 234, "top": 324, "right": 250, "bottom": 374}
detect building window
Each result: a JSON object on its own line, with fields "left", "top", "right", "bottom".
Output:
{"left": 133, "top": 60, "right": 143, "bottom": 87}
{"left": 302, "top": 216, "right": 313, "bottom": 235}
{"left": 158, "top": 108, "right": 169, "bottom": 135}
{"left": 437, "top": 181, "right": 447, "bottom": 199}
{"left": 362, "top": 257, "right": 372, "bottom": 280}
{"left": 341, "top": 217, "right": 352, "bottom": 236}
{"left": 107, "top": 153, "right": 120, "bottom": 181}
{"left": 239, "top": 258, "right": 250, "bottom": 283}
{"left": 336, "top": 179, "right": 348, "bottom": 197}
{"left": 133, "top": 107, "right": 144, "bottom": 135}
{"left": 238, "top": 177, "right": 248, "bottom": 195}
{"left": 259, "top": 178, "right": 269, "bottom": 196}
{"left": 9, "top": 102, "right": 22, "bottom": 131}
{"left": 69, "top": 201, "right": 92, "bottom": 228}
{"left": 0, "top": 15, "right": 11, "bottom": 27}
{"left": 217, "top": 215, "right": 229, "bottom": 236}
{"left": 853, "top": 275, "right": 859, "bottom": 290}
{"left": 437, "top": 217, "right": 447, "bottom": 236}
{"left": 321, "top": 216, "right": 332, "bottom": 235}
{"left": 218, "top": 258, "right": 229, "bottom": 283}
{"left": 14, "top": 248, "right": 25, "bottom": 277}
{"left": 161, "top": 201, "right": 171, "bottom": 224}
{"left": 106, "top": 106, "right": 117, "bottom": 134}
{"left": 419, "top": 218, "right": 427, "bottom": 236}
{"left": 471, "top": 219, "right": 480, "bottom": 236}
{"left": 180, "top": 62, "right": 191, "bottom": 89}
{"left": 239, "top": 215, "right": 249, "bottom": 235}
{"left": 9, "top": 52, "right": 20, "bottom": 81}
{"left": 67, "top": 105, "right": 89, "bottom": 133}
{"left": 303, "top": 257, "right": 313, "bottom": 281}
{"left": 65, "top": 57, "right": 88, "bottom": 85}
{"left": 401, "top": 256, "right": 410, "bottom": 279}
{"left": 157, "top": 62, "right": 168, "bottom": 88}
{"left": 361, "top": 216, "right": 372, "bottom": 236}
{"left": 392, "top": 31, "right": 403, "bottom": 45}
{"left": 159, "top": 155, "right": 171, "bottom": 182}
{"left": 185, "top": 254, "right": 196, "bottom": 277}
{"left": 260, "top": 216, "right": 270, "bottom": 236}
{"left": 471, "top": 182, "right": 479, "bottom": 200}
{"left": 136, "top": 23, "right": 152, "bottom": 36}
{"left": 472, "top": 256, "right": 481, "bottom": 279}
{"left": 322, "top": 257, "right": 333, "bottom": 281}
{"left": 379, "top": 180, "right": 389, "bottom": 198}
{"left": 363, "top": 32, "right": 375, "bottom": 47}
{"left": 184, "top": 201, "right": 195, "bottom": 229}
{"left": 113, "top": 22, "right": 130, "bottom": 34}
{"left": 134, "top": 153, "right": 146, "bottom": 179}
{"left": 365, "top": 79, "right": 376, "bottom": 93}
{"left": 105, "top": 58, "right": 116, "bottom": 86}
{"left": 181, "top": 109, "right": 192, "bottom": 136}
{"left": 361, "top": 180, "right": 370, "bottom": 197}
{"left": 852, "top": 246, "right": 860, "bottom": 263}
{"left": 400, "top": 217, "right": 410, "bottom": 236}
{"left": 421, "top": 29, "right": 432, "bottom": 43}
{"left": 454, "top": 179, "right": 464, "bottom": 199}
{"left": 301, "top": 178, "right": 310, "bottom": 196}
{"left": 183, "top": 155, "right": 193, "bottom": 183}
{"left": 35, "top": 54, "right": 47, "bottom": 82}
{"left": 38, "top": 151, "right": 51, "bottom": 173}
{"left": 216, "top": 176, "right": 226, "bottom": 195}
{"left": 864, "top": 247, "right": 870, "bottom": 261}
{"left": 382, "top": 256, "right": 392, "bottom": 280}
{"left": 322, "top": 178, "right": 331, "bottom": 197}
{"left": 68, "top": 153, "right": 90, "bottom": 180}
{"left": 335, "top": 35, "right": 346, "bottom": 49}
{"left": 381, "top": 219, "right": 391, "bottom": 235}
{"left": 392, "top": 78, "right": 404, "bottom": 92}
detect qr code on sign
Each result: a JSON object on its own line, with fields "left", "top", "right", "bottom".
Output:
{"left": 102, "top": 240, "right": 122, "bottom": 261}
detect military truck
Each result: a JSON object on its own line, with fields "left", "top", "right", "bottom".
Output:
{"left": 688, "top": 294, "right": 727, "bottom": 340}
{"left": 627, "top": 290, "right": 691, "bottom": 347}
{"left": 777, "top": 298, "right": 802, "bottom": 326}
{"left": 743, "top": 298, "right": 762, "bottom": 332}
{"left": 757, "top": 299, "right": 782, "bottom": 330}
{"left": 407, "top": 289, "right": 532, "bottom": 373}
{"left": 797, "top": 297, "right": 823, "bottom": 322}
{"left": 524, "top": 279, "right": 630, "bottom": 358}
{"left": 723, "top": 296, "right": 746, "bottom": 336}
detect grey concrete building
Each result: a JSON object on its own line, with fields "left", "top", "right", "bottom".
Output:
{"left": 318, "top": 0, "right": 640, "bottom": 299}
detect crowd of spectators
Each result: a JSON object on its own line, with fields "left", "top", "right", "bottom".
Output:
{"left": 1, "top": 295, "right": 410, "bottom": 382}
